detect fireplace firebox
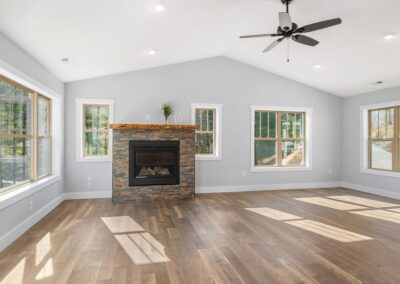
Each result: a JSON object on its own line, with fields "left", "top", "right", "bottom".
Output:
{"left": 129, "top": 140, "right": 180, "bottom": 186}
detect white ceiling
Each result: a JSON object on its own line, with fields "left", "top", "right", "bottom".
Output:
{"left": 0, "top": 0, "right": 399, "bottom": 96}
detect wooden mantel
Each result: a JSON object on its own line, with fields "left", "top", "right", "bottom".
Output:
{"left": 110, "top": 123, "right": 198, "bottom": 131}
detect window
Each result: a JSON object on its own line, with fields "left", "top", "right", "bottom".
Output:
{"left": 191, "top": 103, "right": 222, "bottom": 160}
{"left": 0, "top": 75, "right": 52, "bottom": 194}
{"left": 75, "top": 99, "right": 114, "bottom": 162}
{"left": 251, "top": 106, "right": 312, "bottom": 171}
{"left": 368, "top": 107, "right": 398, "bottom": 172}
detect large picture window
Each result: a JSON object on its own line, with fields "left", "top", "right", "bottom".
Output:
{"left": 368, "top": 107, "right": 398, "bottom": 172}
{"left": 0, "top": 75, "right": 52, "bottom": 194}
{"left": 191, "top": 103, "right": 222, "bottom": 160}
{"left": 75, "top": 99, "right": 114, "bottom": 162}
{"left": 251, "top": 106, "right": 312, "bottom": 171}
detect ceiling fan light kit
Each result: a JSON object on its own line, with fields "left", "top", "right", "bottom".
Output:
{"left": 240, "top": 0, "right": 342, "bottom": 60}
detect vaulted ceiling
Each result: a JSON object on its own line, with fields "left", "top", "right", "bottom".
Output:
{"left": 0, "top": 0, "right": 399, "bottom": 96}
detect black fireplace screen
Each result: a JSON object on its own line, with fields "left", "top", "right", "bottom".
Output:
{"left": 129, "top": 140, "right": 180, "bottom": 186}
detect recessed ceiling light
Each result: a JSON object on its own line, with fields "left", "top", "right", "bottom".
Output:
{"left": 384, "top": 34, "right": 395, "bottom": 40}
{"left": 313, "top": 64, "right": 321, "bottom": 69}
{"left": 148, "top": 49, "right": 157, "bottom": 55}
{"left": 61, "top": 58, "right": 70, "bottom": 63}
{"left": 154, "top": 3, "right": 165, "bottom": 12}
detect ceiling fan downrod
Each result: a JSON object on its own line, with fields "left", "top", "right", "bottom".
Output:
{"left": 281, "top": 0, "right": 293, "bottom": 13}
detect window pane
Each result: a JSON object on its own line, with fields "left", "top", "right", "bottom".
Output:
{"left": 281, "top": 112, "right": 298, "bottom": 139}
{"left": 260, "top": 112, "right": 269, "bottom": 138}
{"left": 255, "top": 140, "right": 277, "bottom": 166}
{"left": 378, "top": 109, "right": 387, "bottom": 138}
{"left": 208, "top": 109, "right": 214, "bottom": 131}
{"left": 269, "top": 112, "right": 276, "bottom": 138}
{"left": 281, "top": 113, "right": 289, "bottom": 138}
{"left": 386, "top": 108, "right": 395, "bottom": 138}
{"left": 282, "top": 140, "right": 304, "bottom": 166}
{"left": 258, "top": 111, "right": 276, "bottom": 138}
{"left": 295, "top": 113, "right": 304, "bottom": 138}
{"left": 38, "top": 137, "right": 51, "bottom": 178}
{"left": 195, "top": 133, "right": 214, "bottom": 154}
{"left": 0, "top": 138, "right": 31, "bottom": 192}
{"left": 200, "top": 110, "right": 208, "bottom": 131}
{"left": 254, "top": 111, "right": 260, "bottom": 138}
{"left": 85, "top": 132, "right": 108, "bottom": 156}
{"left": 38, "top": 96, "right": 50, "bottom": 136}
{"left": 371, "top": 141, "right": 393, "bottom": 171}
{"left": 195, "top": 109, "right": 201, "bottom": 129}
{"left": 0, "top": 80, "right": 32, "bottom": 135}
{"left": 85, "top": 105, "right": 108, "bottom": 130}
{"left": 370, "top": 110, "right": 379, "bottom": 138}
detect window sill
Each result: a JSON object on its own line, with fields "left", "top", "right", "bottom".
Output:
{"left": 251, "top": 166, "right": 312, "bottom": 173}
{"left": 195, "top": 155, "right": 221, "bottom": 161}
{"left": 0, "top": 175, "right": 61, "bottom": 210}
{"left": 361, "top": 168, "right": 400, "bottom": 179}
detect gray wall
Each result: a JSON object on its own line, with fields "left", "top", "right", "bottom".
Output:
{"left": 342, "top": 86, "right": 400, "bottom": 196}
{"left": 0, "top": 32, "right": 64, "bottom": 250}
{"left": 65, "top": 57, "right": 342, "bottom": 194}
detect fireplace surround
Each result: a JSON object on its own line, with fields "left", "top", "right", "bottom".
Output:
{"left": 111, "top": 124, "right": 197, "bottom": 201}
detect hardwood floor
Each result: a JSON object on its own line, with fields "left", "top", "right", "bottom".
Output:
{"left": 1, "top": 187, "right": 400, "bottom": 283}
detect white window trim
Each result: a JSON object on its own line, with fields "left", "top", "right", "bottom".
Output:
{"left": 75, "top": 98, "right": 114, "bottom": 163}
{"left": 0, "top": 59, "right": 63, "bottom": 207}
{"left": 250, "top": 105, "right": 313, "bottom": 172}
{"left": 191, "top": 103, "right": 222, "bottom": 161}
{"left": 360, "top": 100, "right": 400, "bottom": 178}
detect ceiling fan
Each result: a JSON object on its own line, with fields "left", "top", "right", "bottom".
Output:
{"left": 240, "top": 0, "right": 342, "bottom": 54}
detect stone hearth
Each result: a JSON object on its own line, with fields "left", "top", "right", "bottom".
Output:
{"left": 111, "top": 124, "right": 197, "bottom": 201}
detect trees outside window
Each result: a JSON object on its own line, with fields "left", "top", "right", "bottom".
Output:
{"left": 0, "top": 75, "right": 51, "bottom": 193}
{"left": 191, "top": 103, "right": 222, "bottom": 160}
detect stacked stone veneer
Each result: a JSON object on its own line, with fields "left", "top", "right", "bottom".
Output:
{"left": 112, "top": 129, "right": 195, "bottom": 201}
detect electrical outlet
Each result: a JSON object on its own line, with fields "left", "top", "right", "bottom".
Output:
{"left": 88, "top": 182, "right": 93, "bottom": 189}
{"left": 328, "top": 168, "right": 333, "bottom": 174}
{"left": 145, "top": 114, "right": 151, "bottom": 121}
{"left": 87, "top": 174, "right": 92, "bottom": 182}
{"left": 242, "top": 170, "right": 247, "bottom": 177}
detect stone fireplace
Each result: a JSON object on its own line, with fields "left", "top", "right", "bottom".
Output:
{"left": 111, "top": 124, "right": 197, "bottom": 201}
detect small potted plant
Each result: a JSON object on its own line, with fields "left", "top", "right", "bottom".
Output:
{"left": 162, "top": 103, "right": 173, "bottom": 124}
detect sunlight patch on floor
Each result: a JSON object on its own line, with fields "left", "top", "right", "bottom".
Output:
{"left": 388, "top": 208, "right": 400, "bottom": 213}
{"left": 102, "top": 216, "right": 169, "bottom": 265}
{"left": 352, "top": 210, "right": 400, "bottom": 224}
{"left": 246, "top": 207, "right": 302, "bottom": 221}
{"left": 1, "top": 257, "right": 26, "bottom": 284}
{"left": 246, "top": 207, "right": 373, "bottom": 242}
{"left": 285, "top": 220, "right": 373, "bottom": 243}
{"left": 35, "top": 258, "right": 54, "bottom": 280}
{"left": 295, "top": 197, "right": 366, "bottom": 210}
{"left": 35, "top": 232, "right": 51, "bottom": 266}
{"left": 101, "top": 216, "right": 145, "bottom": 234}
{"left": 328, "top": 195, "right": 399, "bottom": 208}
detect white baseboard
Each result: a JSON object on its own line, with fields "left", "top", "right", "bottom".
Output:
{"left": 196, "top": 181, "right": 341, "bottom": 194}
{"left": 63, "top": 191, "right": 111, "bottom": 200}
{"left": 0, "top": 194, "right": 64, "bottom": 252}
{"left": 341, "top": 182, "right": 400, "bottom": 200}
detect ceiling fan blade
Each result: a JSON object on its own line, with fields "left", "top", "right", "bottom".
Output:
{"left": 296, "top": 18, "right": 342, "bottom": 33}
{"left": 292, "top": 35, "right": 319, "bottom": 46}
{"left": 240, "top": 34, "right": 279, "bottom": 39}
{"left": 279, "top": 12, "right": 292, "bottom": 30}
{"left": 263, "top": 38, "right": 284, "bottom": 52}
